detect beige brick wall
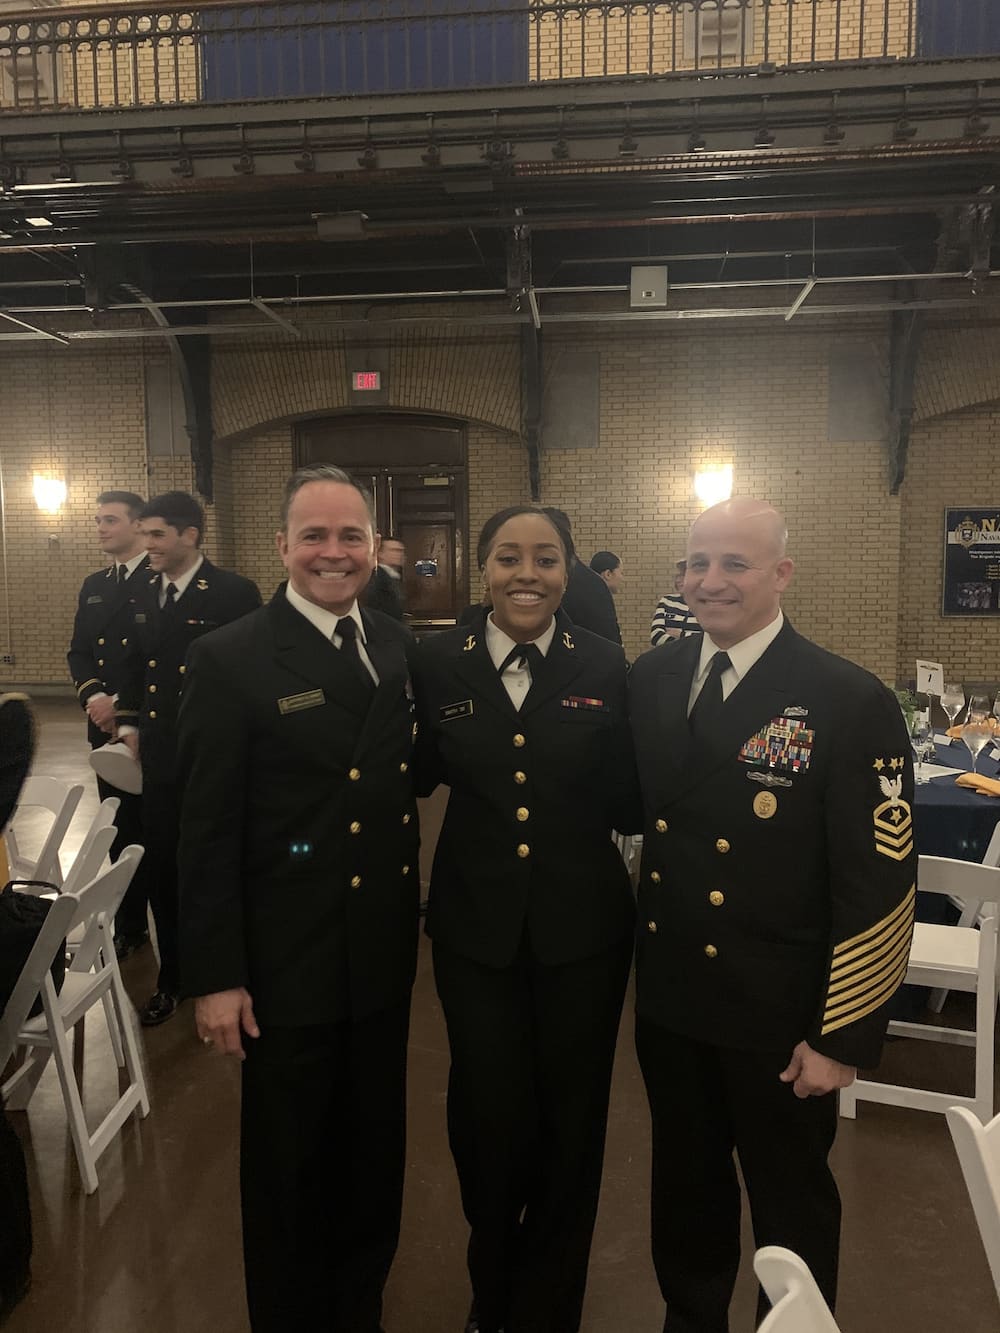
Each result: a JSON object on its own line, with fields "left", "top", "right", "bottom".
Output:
{"left": 0, "top": 304, "right": 997, "bottom": 696}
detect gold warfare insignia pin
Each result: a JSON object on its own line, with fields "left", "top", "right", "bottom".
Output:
{"left": 196, "top": 578, "right": 209, "bottom": 591}
{"left": 562, "top": 630, "right": 575, "bottom": 650}
{"left": 463, "top": 635, "right": 476, "bottom": 652}
{"left": 753, "top": 791, "right": 778, "bottom": 819}
{"left": 873, "top": 774, "right": 913, "bottom": 861}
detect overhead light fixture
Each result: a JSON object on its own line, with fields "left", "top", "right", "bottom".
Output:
{"left": 33, "top": 474, "right": 67, "bottom": 513}
{"left": 693, "top": 464, "right": 733, "bottom": 509}
{"left": 25, "top": 216, "right": 54, "bottom": 227}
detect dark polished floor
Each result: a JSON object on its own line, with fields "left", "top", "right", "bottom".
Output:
{"left": 4, "top": 699, "right": 999, "bottom": 1332}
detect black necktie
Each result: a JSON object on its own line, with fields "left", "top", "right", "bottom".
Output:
{"left": 117, "top": 563, "right": 127, "bottom": 586}
{"left": 336, "top": 617, "right": 375, "bottom": 696}
{"left": 689, "top": 651, "right": 732, "bottom": 740}
{"left": 161, "top": 581, "right": 179, "bottom": 619}
{"left": 497, "top": 643, "right": 544, "bottom": 677}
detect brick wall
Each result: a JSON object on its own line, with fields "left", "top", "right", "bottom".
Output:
{"left": 0, "top": 303, "right": 997, "bottom": 694}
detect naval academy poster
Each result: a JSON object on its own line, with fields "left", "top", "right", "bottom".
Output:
{"left": 943, "top": 508, "right": 1000, "bottom": 616}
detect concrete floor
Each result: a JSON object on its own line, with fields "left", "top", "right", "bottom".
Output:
{"left": 3, "top": 699, "right": 999, "bottom": 1333}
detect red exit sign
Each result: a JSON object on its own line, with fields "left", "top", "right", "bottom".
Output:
{"left": 352, "top": 370, "right": 381, "bottom": 391}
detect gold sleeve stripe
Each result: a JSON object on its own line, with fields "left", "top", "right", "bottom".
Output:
{"left": 876, "top": 837, "right": 914, "bottom": 863}
{"left": 831, "top": 884, "right": 916, "bottom": 959}
{"left": 827, "top": 932, "right": 912, "bottom": 1003}
{"left": 825, "top": 932, "right": 912, "bottom": 1013}
{"left": 821, "top": 955, "right": 910, "bottom": 1036}
{"left": 829, "top": 911, "right": 914, "bottom": 987}
{"left": 75, "top": 677, "right": 101, "bottom": 696}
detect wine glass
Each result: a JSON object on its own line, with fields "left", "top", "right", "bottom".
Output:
{"left": 962, "top": 718, "right": 993, "bottom": 774}
{"left": 968, "top": 694, "right": 991, "bottom": 723}
{"left": 909, "top": 714, "right": 933, "bottom": 784}
{"left": 940, "top": 683, "right": 965, "bottom": 734}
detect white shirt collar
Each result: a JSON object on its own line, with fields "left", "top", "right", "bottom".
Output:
{"left": 160, "top": 554, "right": 204, "bottom": 600}
{"left": 285, "top": 582, "right": 367, "bottom": 643}
{"left": 117, "top": 551, "right": 146, "bottom": 577}
{"left": 695, "top": 610, "right": 784, "bottom": 684}
{"left": 484, "top": 613, "right": 557, "bottom": 670}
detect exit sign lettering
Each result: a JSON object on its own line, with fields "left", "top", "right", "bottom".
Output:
{"left": 352, "top": 370, "right": 381, "bottom": 391}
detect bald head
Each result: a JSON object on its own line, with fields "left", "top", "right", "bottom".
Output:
{"left": 684, "top": 497, "right": 794, "bottom": 648}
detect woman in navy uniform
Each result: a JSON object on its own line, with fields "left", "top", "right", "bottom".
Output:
{"left": 413, "top": 505, "right": 640, "bottom": 1333}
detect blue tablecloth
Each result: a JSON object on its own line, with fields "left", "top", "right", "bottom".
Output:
{"left": 913, "top": 740, "right": 1000, "bottom": 862}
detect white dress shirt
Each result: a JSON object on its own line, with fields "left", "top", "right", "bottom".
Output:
{"left": 687, "top": 611, "right": 785, "bottom": 715}
{"left": 485, "top": 614, "right": 557, "bottom": 712}
{"left": 158, "top": 554, "right": 204, "bottom": 609}
{"left": 285, "top": 583, "right": 379, "bottom": 685}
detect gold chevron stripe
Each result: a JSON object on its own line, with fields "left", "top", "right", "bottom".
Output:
{"left": 825, "top": 933, "right": 913, "bottom": 1013}
{"left": 874, "top": 812, "right": 913, "bottom": 833}
{"left": 832, "top": 885, "right": 916, "bottom": 961}
{"left": 875, "top": 825, "right": 914, "bottom": 848}
{"left": 828, "top": 914, "right": 914, "bottom": 991}
{"left": 821, "top": 956, "right": 910, "bottom": 1035}
{"left": 875, "top": 840, "right": 914, "bottom": 862}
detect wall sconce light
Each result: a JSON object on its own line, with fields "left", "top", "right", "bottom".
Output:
{"left": 693, "top": 464, "right": 733, "bottom": 509}
{"left": 33, "top": 474, "right": 67, "bottom": 514}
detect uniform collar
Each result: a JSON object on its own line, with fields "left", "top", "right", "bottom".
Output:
{"left": 284, "top": 582, "right": 366, "bottom": 643}
{"left": 115, "top": 551, "right": 146, "bottom": 578}
{"left": 160, "top": 553, "right": 204, "bottom": 599}
{"left": 484, "top": 612, "right": 557, "bottom": 671}
{"left": 695, "top": 610, "right": 784, "bottom": 685}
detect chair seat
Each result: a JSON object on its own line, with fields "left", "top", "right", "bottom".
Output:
{"left": 18, "top": 970, "right": 109, "bottom": 1038}
{"left": 908, "top": 922, "right": 981, "bottom": 976}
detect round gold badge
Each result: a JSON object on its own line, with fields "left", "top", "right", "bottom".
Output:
{"left": 753, "top": 791, "right": 778, "bottom": 820}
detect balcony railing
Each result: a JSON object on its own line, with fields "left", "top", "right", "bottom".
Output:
{"left": 0, "top": 0, "right": 998, "bottom": 115}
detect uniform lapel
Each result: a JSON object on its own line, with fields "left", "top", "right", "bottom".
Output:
{"left": 450, "top": 614, "right": 520, "bottom": 722}
{"left": 518, "top": 612, "right": 587, "bottom": 718}
{"left": 268, "top": 591, "right": 372, "bottom": 719}
{"left": 355, "top": 611, "right": 412, "bottom": 751}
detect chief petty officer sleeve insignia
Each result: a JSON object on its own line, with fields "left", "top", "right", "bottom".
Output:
{"left": 820, "top": 883, "right": 915, "bottom": 1038}
{"left": 872, "top": 767, "right": 914, "bottom": 861}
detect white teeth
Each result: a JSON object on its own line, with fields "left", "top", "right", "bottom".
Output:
{"left": 316, "top": 570, "right": 348, "bottom": 579}
{"left": 510, "top": 593, "right": 542, "bottom": 601}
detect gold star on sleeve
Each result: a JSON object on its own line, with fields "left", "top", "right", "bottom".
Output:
{"left": 873, "top": 757, "right": 885, "bottom": 772}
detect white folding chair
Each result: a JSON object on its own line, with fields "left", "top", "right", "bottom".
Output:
{"left": 4, "top": 775, "right": 84, "bottom": 889}
{"left": 61, "top": 796, "right": 120, "bottom": 895}
{"left": 0, "top": 892, "right": 78, "bottom": 1072}
{"left": 947, "top": 1105, "right": 1000, "bottom": 1304}
{"left": 929, "top": 819, "right": 1000, "bottom": 1011}
{"left": 754, "top": 1247, "right": 842, "bottom": 1333}
{"left": 1, "top": 846, "right": 150, "bottom": 1194}
{"left": 840, "top": 856, "right": 1000, "bottom": 1124}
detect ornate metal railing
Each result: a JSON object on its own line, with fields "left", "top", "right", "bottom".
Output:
{"left": 0, "top": 0, "right": 997, "bottom": 114}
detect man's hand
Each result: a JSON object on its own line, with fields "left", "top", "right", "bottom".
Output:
{"left": 779, "top": 1041, "right": 856, "bottom": 1099}
{"left": 85, "top": 693, "right": 117, "bottom": 733}
{"left": 195, "top": 988, "right": 260, "bottom": 1059}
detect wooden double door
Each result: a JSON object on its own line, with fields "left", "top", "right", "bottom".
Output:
{"left": 295, "top": 413, "right": 468, "bottom": 628}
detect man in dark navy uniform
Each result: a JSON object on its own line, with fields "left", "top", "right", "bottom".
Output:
{"left": 629, "top": 498, "right": 916, "bottom": 1332}
{"left": 67, "top": 490, "right": 151, "bottom": 955}
{"left": 177, "top": 465, "right": 419, "bottom": 1333}
{"left": 117, "top": 491, "right": 261, "bottom": 1026}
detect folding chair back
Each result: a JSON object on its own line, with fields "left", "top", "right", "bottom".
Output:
{"left": 0, "top": 891, "right": 77, "bottom": 1071}
{"left": 4, "top": 776, "right": 84, "bottom": 888}
{"left": 61, "top": 797, "right": 120, "bottom": 896}
{"left": 947, "top": 1106, "right": 1000, "bottom": 1303}
{"left": 754, "top": 1247, "right": 842, "bottom": 1333}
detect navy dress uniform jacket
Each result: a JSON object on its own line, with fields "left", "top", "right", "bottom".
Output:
{"left": 176, "top": 590, "right": 421, "bottom": 1027}
{"left": 67, "top": 559, "right": 150, "bottom": 746}
{"left": 117, "top": 559, "right": 261, "bottom": 779}
{"left": 413, "top": 608, "right": 641, "bottom": 968}
{"left": 629, "top": 620, "right": 916, "bottom": 1071}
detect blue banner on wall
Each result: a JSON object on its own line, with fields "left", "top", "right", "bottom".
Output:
{"left": 918, "top": 0, "right": 1000, "bottom": 57}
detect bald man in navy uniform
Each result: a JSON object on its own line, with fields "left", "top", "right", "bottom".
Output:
{"left": 629, "top": 498, "right": 915, "bottom": 1332}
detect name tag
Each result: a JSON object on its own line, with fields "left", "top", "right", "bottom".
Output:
{"left": 278, "top": 689, "right": 326, "bottom": 715}
{"left": 87, "top": 595, "right": 103, "bottom": 605}
{"left": 440, "top": 700, "right": 473, "bottom": 722}
{"left": 134, "top": 613, "right": 147, "bottom": 623}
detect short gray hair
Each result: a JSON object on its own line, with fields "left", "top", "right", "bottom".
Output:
{"left": 280, "top": 464, "right": 376, "bottom": 530}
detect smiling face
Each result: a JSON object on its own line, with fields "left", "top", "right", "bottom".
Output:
{"left": 684, "top": 500, "right": 794, "bottom": 648}
{"left": 141, "top": 516, "right": 200, "bottom": 578}
{"left": 96, "top": 502, "right": 143, "bottom": 560}
{"left": 276, "top": 480, "right": 377, "bottom": 616}
{"left": 483, "top": 512, "right": 567, "bottom": 643}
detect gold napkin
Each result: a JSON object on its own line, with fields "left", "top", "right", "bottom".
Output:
{"left": 955, "top": 772, "right": 1000, "bottom": 798}
{"left": 947, "top": 719, "right": 998, "bottom": 739}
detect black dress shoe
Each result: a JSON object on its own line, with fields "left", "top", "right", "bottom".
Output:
{"left": 139, "top": 990, "right": 179, "bottom": 1026}
{"left": 113, "top": 930, "right": 149, "bottom": 961}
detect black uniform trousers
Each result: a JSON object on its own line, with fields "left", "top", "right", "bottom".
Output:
{"left": 95, "top": 775, "right": 148, "bottom": 941}
{"left": 0, "top": 1105, "right": 31, "bottom": 1307}
{"left": 240, "top": 1000, "right": 411, "bottom": 1333}
{"left": 433, "top": 934, "right": 633, "bottom": 1333}
{"left": 635, "top": 1017, "right": 840, "bottom": 1333}
{"left": 141, "top": 780, "right": 181, "bottom": 995}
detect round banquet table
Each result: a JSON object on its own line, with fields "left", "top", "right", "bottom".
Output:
{"left": 912, "top": 738, "right": 1000, "bottom": 862}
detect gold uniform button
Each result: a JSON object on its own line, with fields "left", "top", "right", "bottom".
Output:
{"left": 179, "top": 665, "right": 186, "bottom": 675}
{"left": 513, "top": 733, "right": 526, "bottom": 748}
{"left": 647, "top": 920, "right": 658, "bottom": 934}
{"left": 709, "top": 891, "right": 725, "bottom": 907}
{"left": 97, "top": 659, "right": 104, "bottom": 667}
{"left": 149, "top": 710, "right": 157, "bottom": 719}
{"left": 412, "top": 723, "right": 418, "bottom": 739}
{"left": 350, "top": 875, "right": 362, "bottom": 889}
{"left": 650, "top": 871, "right": 662, "bottom": 884}
{"left": 402, "top": 865, "right": 410, "bottom": 875}
{"left": 148, "top": 659, "right": 156, "bottom": 668}
{"left": 514, "top": 770, "right": 527, "bottom": 785}
{"left": 121, "top": 638, "right": 128, "bottom": 646}
{"left": 148, "top": 685, "right": 157, "bottom": 693}
{"left": 349, "top": 821, "right": 361, "bottom": 834}
{"left": 402, "top": 813, "right": 411, "bottom": 825}
{"left": 516, "top": 843, "right": 530, "bottom": 859}
{"left": 704, "top": 944, "right": 718, "bottom": 959}
{"left": 348, "top": 768, "right": 361, "bottom": 781}
{"left": 516, "top": 807, "right": 529, "bottom": 822}
{"left": 716, "top": 838, "right": 730, "bottom": 854}
{"left": 655, "top": 819, "right": 668, "bottom": 834}
{"left": 399, "top": 762, "right": 408, "bottom": 774}
{"left": 97, "top": 638, "right": 105, "bottom": 646}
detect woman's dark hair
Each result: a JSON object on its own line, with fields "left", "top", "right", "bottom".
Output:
{"left": 475, "top": 505, "right": 573, "bottom": 570}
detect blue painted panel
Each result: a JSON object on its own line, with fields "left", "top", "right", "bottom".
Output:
{"left": 917, "top": 0, "right": 1000, "bottom": 57}
{"left": 201, "top": 1, "right": 529, "bottom": 102}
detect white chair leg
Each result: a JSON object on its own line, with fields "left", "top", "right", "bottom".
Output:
{"left": 111, "top": 967, "right": 150, "bottom": 1118}
{"left": 1, "top": 1046, "right": 52, "bottom": 1110}
{"left": 101, "top": 990, "right": 125, "bottom": 1067}
{"left": 839, "top": 1083, "right": 858, "bottom": 1119}
{"left": 46, "top": 997, "right": 99, "bottom": 1194}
